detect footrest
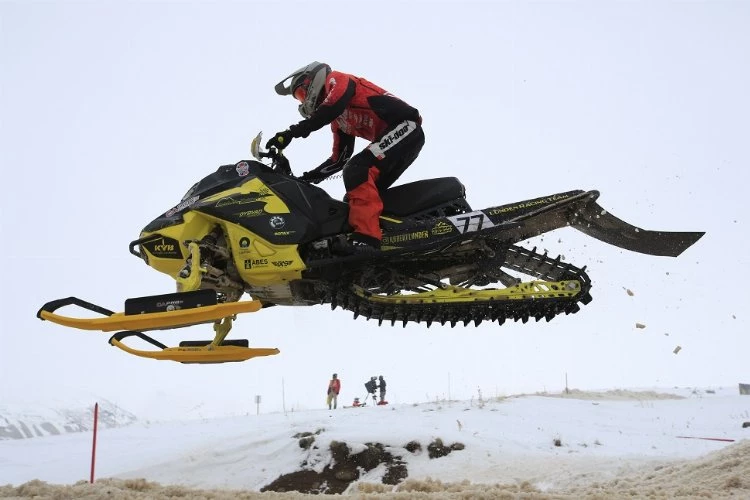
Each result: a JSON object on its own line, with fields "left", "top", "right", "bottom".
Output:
{"left": 109, "top": 331, "right": 279, "bottom": 364}
{"left": 179, "top": 339, "right": 249, "bottom": 348}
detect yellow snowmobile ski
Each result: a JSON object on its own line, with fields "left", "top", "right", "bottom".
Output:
{"left": 36, "top": 290, "right": 279, "bottom": 363}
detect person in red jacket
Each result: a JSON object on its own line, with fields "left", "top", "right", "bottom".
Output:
{"left": 327, "top": 373, "right": 341, "bottom": 410}
{"left": 266, "top": 62, "right": 424, "bottom": 253}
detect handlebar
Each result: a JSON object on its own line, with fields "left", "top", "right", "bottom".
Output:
{"left": 259, "top": 147, "right": 294, "bottom": 177}
{"left": 250, "top": 132, "right": 320, "bottom": 183}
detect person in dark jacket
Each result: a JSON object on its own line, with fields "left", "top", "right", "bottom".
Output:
{"left": 364, "top": 376, "right": 378, "bottom": 403}
{"left": 378, "top": 375, "right": 387, "bottom": 403}
{"left": 267, "top": 62, "right": 424, "bottom": 253}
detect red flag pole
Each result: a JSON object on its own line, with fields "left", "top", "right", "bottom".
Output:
{"left": 90, "top": 402, "right": 99, "bottom": 483}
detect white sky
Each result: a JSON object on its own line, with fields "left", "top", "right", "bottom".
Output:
{"left": 1, "top": 387, "right": 747, "bottom": 496}
{"left": 1, "top": 1, "right": 749, "bottom": 420}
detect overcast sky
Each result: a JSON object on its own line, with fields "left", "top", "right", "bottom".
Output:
{"left": 1, "top": 1, "right": 748, "bottom": 419}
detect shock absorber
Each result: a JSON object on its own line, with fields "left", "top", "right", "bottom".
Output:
{"left": 178, "top": 226, "right": 222, "bottom": 279}
{"left": 201, "top": 226, "right": 221, "bottom": 248}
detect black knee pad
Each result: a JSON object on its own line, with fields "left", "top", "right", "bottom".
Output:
{"left": 343, "top": 153, "right": 376, "bottom": 191}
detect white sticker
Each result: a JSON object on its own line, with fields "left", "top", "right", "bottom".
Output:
{"left": 269, "top": 215, "right": 285, "bottom": 229}
{"left": 165, "top": 196, "right": 199, "bottom": 217}
{"left": 447, "top": 211, "right": 495, "bottom": 234}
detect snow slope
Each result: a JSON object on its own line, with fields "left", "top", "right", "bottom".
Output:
{"left": 1, "top": 386, "right": 748, "bottom": 498}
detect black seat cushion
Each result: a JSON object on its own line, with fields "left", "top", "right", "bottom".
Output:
{"left": 381, "top": 177, "right": 465, "bottom": 217}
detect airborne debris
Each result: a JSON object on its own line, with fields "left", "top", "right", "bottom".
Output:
{"left": 625, "top": 288, "right": 634, "bottom": 296}
{"left": 635, "top": 323, "right": 646, "bottom": 329}
{"left": 673, "top": 346, "right": 682, "bottom": 354}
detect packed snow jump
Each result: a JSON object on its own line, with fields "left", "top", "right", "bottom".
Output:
{"left": 37, "top": 62, "right": 704, "bottom": 364}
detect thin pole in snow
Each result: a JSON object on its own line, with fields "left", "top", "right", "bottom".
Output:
{"left": 676, "top": 436, "right": 735, "bottom": 442}
{"left": 90, "top": 402, "right": 99, "bottom": 483}
{"left": 282, "top": 377, "right": 286, "bottom": 415}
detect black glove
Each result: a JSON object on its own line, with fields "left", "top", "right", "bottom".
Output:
{"left": 300, "top": 168, "right": 329, "bottom": 184}
{"left": 265, "top": 130, "right": 293, "bottom": 150}
{"left": 301, "top": 157, "right": 346, "bottom": 184}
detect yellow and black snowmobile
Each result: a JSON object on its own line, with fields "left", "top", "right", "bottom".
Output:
{"left": 37, "top": 134, "right": 704, "bottom": 364}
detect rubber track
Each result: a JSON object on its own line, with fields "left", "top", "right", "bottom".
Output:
{"left": 322, "top": 245, "right": 592, "bottom": 327}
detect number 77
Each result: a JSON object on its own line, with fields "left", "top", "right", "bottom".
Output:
{"left": 455, "top": 214, "right": 485, "bottom": 233}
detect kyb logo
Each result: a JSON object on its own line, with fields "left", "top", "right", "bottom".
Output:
{"left": 143, "top": 236, "right": 182, "bottom": 259}
{"left": 154, "top": 242, "right": 174, "bottom": 252}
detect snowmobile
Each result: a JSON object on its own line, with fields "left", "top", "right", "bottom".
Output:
{"left": 37, "top": 133, "right": 704, "bottom": 364}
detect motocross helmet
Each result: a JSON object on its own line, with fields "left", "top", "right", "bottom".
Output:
{"left": 274, "top": 61, "right": 332, "bottom": 119}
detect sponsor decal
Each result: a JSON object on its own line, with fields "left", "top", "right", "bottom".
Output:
{"left": 431, "top": 220, "right": 454, "bottom": 236}
{"left": 236, "top": 161, "right": 250, "bottom": 177}
{"left": 274, "top": 231, "right": 294, "bottom": 236}
{"left": 320, "top": 77, "right": 337, "bottom": 107}
{"left": 272, "top": 260, "right": 294, "bottom": 267}
{"left": 165, "top": 196, "right": 199, "bottom": 217}
{"left": 243, "top": 258, "right": 268, "bottom": 269}
{"left": 447, "top": 211, "right": 495, "bottom": 234}
{"left": 142, "top": 236, "right": 183, "bottom": 259}
{"left": 156, "top": 300, "right": 183, "bottom": 312}
{"left": 336, "top": 110, "right": 374, "bottom": 134}
{"left": 239, "top": 237, "right": 251, "bottom": 248}
{"left": 216, "top": 191, "right": 269, "bottom": 208}
{"left": 382, "top": 230, "right": 429, "bottom": 245}
{"left": 487, "top": 194, "right": 570, "bottom": 216}
{"left": 269, "top": 215, "right": 285, "bottom": 229}
{"left": 368, "top": 120, "right": 415, "bottom": 160}
{"left": 236, "top": 208, "right": 265, "bottom": 217}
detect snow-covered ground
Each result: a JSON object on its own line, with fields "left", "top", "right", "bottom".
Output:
{"left": 1, "top": 386, "right": 748, "bottom": 499}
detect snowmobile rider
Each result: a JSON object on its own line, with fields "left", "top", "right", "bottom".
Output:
{"left": 266, "top": 62, "right": 424, "bottom": 252}
{"left": 327, "top": 373, "right": 341, "bottom": 410}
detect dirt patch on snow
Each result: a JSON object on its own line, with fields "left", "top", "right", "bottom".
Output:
{"left": 260, "top": 440, "right": 408, "bottom": 494}
{"left": 2, "top": 440, "right": 748, "bottom": 499}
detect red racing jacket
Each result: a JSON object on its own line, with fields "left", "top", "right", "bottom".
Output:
{"left": 288, "top": 70, "right": 421, "bottom": 167}
{"left": 328, "top": 378, "right": 341, "bottom": 395}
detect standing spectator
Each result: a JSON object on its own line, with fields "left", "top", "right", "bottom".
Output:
{"left": 327, "top": 373, "right": 341, "bottom": 410}
{"left": 378, "top": 376, "right": 387, "bottom": 404}
{"left": 364, "top": 376, "right": 378, "bottom": 404}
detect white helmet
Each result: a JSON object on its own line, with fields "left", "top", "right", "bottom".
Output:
{"left": 274, "top": 61, "right": 332, "bottom": 118}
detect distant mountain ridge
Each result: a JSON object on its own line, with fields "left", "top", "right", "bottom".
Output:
{"left": 0, "top": 399, "right": 137, "bottom": 440}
